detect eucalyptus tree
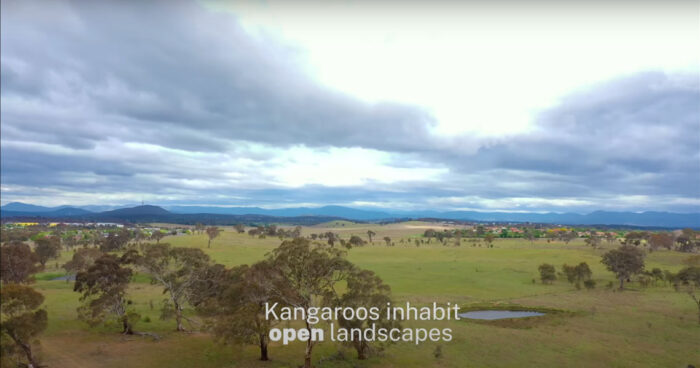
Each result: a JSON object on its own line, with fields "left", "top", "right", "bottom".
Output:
{"left": 63, "top": 248, "right": 104, "bottom": 274}
{"left": 270, "top": 238, "right": 352, "bottom": 368}
{"left": 538, "top": 263, "right": 556, "bottom": 284}
{"left": 601, "top": 245, "right": 645, "bottom": 290}
{"left": 74, "top": 254, "right": 140, "bottom": 334}
{"left": 197, "top": 260, "right": 283, "bottom": 360}
{"left": 330, "top": 268, "right": 400, "bottom": 360}
{"left": 0, "top": 242, "right": 40, "bottom": 284}
{"left": 136, "top": 243, "right": 211, "bottom": 331}
{"left": 35, "top": 236, "right": 61, "bottom": 267}
{"left": 0, "top": 284, "right": 47, "bottom": 368}
{"left": 206, "top": 227, "right": 222, "bottom": 248}
{"left": 366, "top": 230, "right": 376, "bottom": 243}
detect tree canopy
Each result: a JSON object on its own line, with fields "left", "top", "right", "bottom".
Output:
{"left": 0, "top": 284, "right": 47, "bottom": 368}
{"left": 601, "top": 245, "right": 645, "bottom": 290}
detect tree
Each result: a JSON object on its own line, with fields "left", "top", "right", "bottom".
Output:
{"left": 383, "top": 236, "right": 392, "bottom": 246}
{"left": 0, "top": 284, "right": 47, "bottom": 368}
{"left": 605, "top": 232, "right": 616, "bottom": 244}
{"left": 206, "top": 227, "right": 221, "bottom": 248}
{"left": 561, "top": 262, "right": 592, "bottom": 289}
{"left": 601, "top": 245, "right": 645, "bottom": 290}
{"left": 366, "top": 230, "right": 376, "bottom": 243}
{"left": 675, "top": 229, "right": 698, "bottom": 253}
{"left": 198, "top": 261, "right": 283, "bottom": 361}
{"left": 349, "top": 235, "right": 365, "bottom": 247}
{"left": 270, "top": 238, "right": 352, "bottom": 368}
{"left": 63, "top": 248, "right": 104, "bottom": 274}
{"left": 523, "top": 229, "right": 536, "bottom": 244}
{"left": 538, "top": 263, "right": 556, "bottom": 284}
{"left": 74, "top": 254, "right": 139, "bottom": 334}
{"left": 194, "top": 223, "right": 205, "bottom": 235}
{"left": 99, "top": 229, "right": 131, "bottom": 252}
{"left": 136, "top": 243, "right": 211, "bottom": 331}
{"left": 132, "top": 229, "right": 148, "bottom": 245}
{"left": 560, "top": 231, "right": 577, "bottom": 244}
{"left": 670, "top": 266, "right": 700, "bottom": 324}
{"left": 621, "top": 231, "right": 649, "bottom": 247}
{"left": 324, "top": 232, "right": 338, "bottom": 247}
{"left": 331, "top": 268, "right": 400, "bottom": 359}
{"left": 0, "top": 242, "right": 40, "bottom": 284}
{"left": 35, "top": 236, "right": 61, "bottom": 267}
{"left": 234, "top": 224, "right": 246, "bottom": 234}
{"left": 484, "top": 233, "right": 496, "bottom": 247}
{"left": 291, "top": 226, "right": 303, "bottom": 238}
{"left": 150, "top": 230, "right": 166, "bottom": 243}
{"left": 648, "top": 233, "right": 673, "bottom": 251}
{"left": 584, "top": 234, "right": 602, "bottom": 249}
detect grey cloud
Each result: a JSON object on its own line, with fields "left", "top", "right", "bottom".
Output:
{"left": 441, "top": 72, "right": 700, "bottom": 203}
{"left": 1, "top": 0, "right": 437, "bottom": 154}
{"left": 1, "top": 0, "right": 698, "bottom": 212}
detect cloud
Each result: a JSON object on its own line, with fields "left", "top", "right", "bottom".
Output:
{"left": 452, "top": 72, "right": 700, "bottom": 198}
{"left": 0, "top": 0, "right": 439, "bottom": 154}
{"left": 1, "top": 0, "right": 698, "bottom": 213}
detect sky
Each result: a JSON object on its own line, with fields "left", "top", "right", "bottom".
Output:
{"left": 1, "top": 0, "right": 699, "bottom": 213}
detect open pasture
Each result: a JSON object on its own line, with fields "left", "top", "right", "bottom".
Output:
{"left": 33, "top": 222, "right": 699, "bottom": 368}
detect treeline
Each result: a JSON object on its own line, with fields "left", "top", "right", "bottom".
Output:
{"left": 537, "top": 246, "right": 700, "bottom": 323}
{"left": 0, "top": 229, "right": 399, "bottom": 367}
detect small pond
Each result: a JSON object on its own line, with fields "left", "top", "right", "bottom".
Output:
{"left": 459, "top": 310, "right": 545, "bottom": 320}
{"left": 52, "top": 274, "right": 76, "bottom": 281}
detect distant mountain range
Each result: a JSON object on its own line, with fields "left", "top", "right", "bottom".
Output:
{"left": 0, "top": 204, "right": 343, "bottom": 226}
{"left": 1, "top": 202, "right": 698, "bottom": 228}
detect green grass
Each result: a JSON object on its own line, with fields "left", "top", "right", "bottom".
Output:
{"left": 30, "top": 224, "right": 700, "bottom": 367}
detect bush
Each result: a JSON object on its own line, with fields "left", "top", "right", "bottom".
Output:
{"left": 433, "top": 345, "right": 443, "bottom": 359}
{"left": 538, "top": 264, "right": 556, "bottom": 284}
{"left": 584, "top": 279, "right": 596, "bottom": 289}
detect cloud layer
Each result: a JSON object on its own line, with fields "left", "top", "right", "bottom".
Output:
{"left": 1, "top": 0, "right": 699, "bottom": 212}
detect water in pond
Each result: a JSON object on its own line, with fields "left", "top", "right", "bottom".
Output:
{"left": 459, "top": 310, "right": 545, "bottom": 320}
{"left": 52, "top": 274, "right": 76, "bottom": 281}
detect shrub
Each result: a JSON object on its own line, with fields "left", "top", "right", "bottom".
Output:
{"left": 433, "top": 345, "right": 443, "bottom": 359}
{"left": 538, "top": 264, "right": 556, "bottom": 284}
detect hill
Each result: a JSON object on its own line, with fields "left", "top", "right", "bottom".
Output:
{"left": 1, "top": 202, "right": 698, "bottom": 227}
{"left": 1, "top": 204, "right": 344, "bottom": 225}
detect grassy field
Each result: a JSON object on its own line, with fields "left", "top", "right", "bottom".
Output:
{"left": 32, "top": 222, "right": 699, "bottom": 367}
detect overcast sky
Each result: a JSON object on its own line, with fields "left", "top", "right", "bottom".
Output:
{"left": 1, "top": 0, "right": 699, "bottom": 213}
